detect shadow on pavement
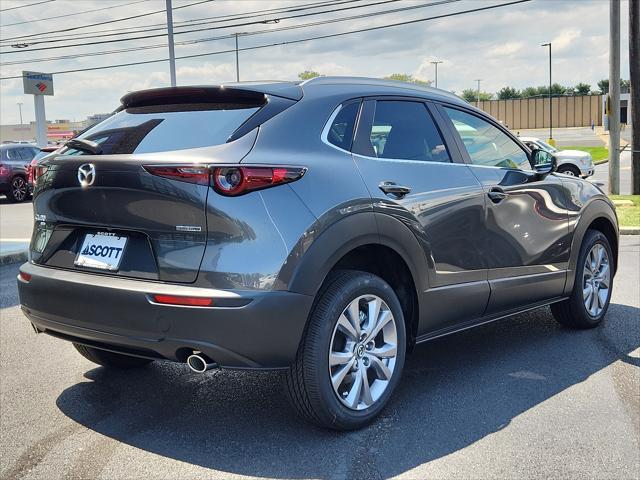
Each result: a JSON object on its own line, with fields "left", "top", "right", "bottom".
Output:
{"left": 55, "top": 303, "right": 640, "bottom": 478}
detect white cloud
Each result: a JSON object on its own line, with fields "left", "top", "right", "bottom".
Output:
{"left": 0, "top": 0, "right": 631, "bottom": 124}
{"left": 487, "top": 42, "right": 524, "bottom": 57}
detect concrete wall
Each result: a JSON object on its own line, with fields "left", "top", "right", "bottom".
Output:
{"left": 477, "top": 95, "right": 602, "bottom": 130}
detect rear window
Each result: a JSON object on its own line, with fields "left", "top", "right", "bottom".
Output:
{"left": 61, "top": 103, "right": 260, "bottom": 155}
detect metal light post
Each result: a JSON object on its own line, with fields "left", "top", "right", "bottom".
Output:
{"left": 235, "top": 33, "right": 240, "bottom": 82}
{"left": 475, "top": 79, "right": 482, "bottom": 108}
{"left": 17, "top": 102, "right": 23, "bottom": 124}
{"left": 165, "top": 0, "right": 177, "bottom": 87}
{"left": 608, "top": 0, "right": 621, "bottom": 194}
{"left": 541, "top": 42, "right": 553, "bottom": 144}
{"left": 430, "top": 60, "right": 443, "bottom": 88}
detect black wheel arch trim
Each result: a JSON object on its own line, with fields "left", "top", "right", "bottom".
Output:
{"left": 284, "top": 211, "right": 429, "bottom": 298}
{"left": 564, "top": 198, "right": 619, "bottom": 295}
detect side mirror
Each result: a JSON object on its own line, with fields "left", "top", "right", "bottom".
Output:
{"left": 531, "top": 148, "right": 557, "bottom": 177}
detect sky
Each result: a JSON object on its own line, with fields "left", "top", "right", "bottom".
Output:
{"left": 0, "top": 0, "right": 632, "bottom": 125}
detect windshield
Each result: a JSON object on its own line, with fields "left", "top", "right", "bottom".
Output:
{"left": 59, "top": 103, "right": 260, "bottom": 155}
{"left": 535, "top": 140, "right": 558, "bottom": 153}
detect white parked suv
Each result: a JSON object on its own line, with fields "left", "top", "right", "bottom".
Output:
{"left": 519, "top": 137, "right": 594, "bottom": 178}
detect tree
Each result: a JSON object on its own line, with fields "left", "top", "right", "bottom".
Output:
{"left": 521, "top": 86, "right": 539, "bottom": 98}
{"left": 298, "top": 70, "right": 321, "bottom": 80}
{"left": 573, "top": 82, "right": 591, "bottom": 95}
{"left": 597, "top": 78, "right": 630, "bottom": 94}
{"left": 597, "top": 79, "right": 609, "bottom": 94}
{"left": 384, "top": 73, "right": 432, "bottom": 86}
{"left": 497, "top": 86, "right": 521, "bottom": 99}
{"left": 461, "top": 88, "right": 492, "bottom": 103}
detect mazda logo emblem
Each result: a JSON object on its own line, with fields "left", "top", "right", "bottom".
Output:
{"left": 77, "top": 163, "right": 96, "bottom": 187}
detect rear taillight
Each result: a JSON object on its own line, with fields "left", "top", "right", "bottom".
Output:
{"left": 18, "top": 271, "right": 32, "bottom": 282}
{"left": 144, "top": 164, "right": 306, "bottom": 196}
{"left": 33, "top": 165, "right": 48, "bottom": 184}
{"left": 0, "top": 164, "right": 9, "bottom": 178}
{"left": 212, "top": 166, "right": 305, "bottom": 196}
{"left": 143, "top": 166, "right": 209, "bottom": 185}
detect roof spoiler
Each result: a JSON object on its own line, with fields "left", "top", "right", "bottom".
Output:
{"left": 120, "top": 83, "right": 303, "bottom": 109}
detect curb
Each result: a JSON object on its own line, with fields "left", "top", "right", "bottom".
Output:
{"left": 620, "top": 227, "right": 640, "bottom": 236}
{"left": 0, "top": 250, "right": 28, "bottom": 266}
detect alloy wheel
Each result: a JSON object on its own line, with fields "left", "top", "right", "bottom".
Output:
{"left": 329, "top": 294, "right": 398, "bottom": 411}
{"left": 582, "top": 243, "right": 610, "bottom": 317}
{"left": 11, "top": 177, "right": 27, "bottom": 201}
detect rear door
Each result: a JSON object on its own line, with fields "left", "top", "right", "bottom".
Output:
{"left": 437, "top": 105, "right": 570, "bottom": 314}
{"left": 32, "top": 97, "right": 263, "bottom": 283}
{"left": 351, "top": 98, "right": 490, "bottom": 335}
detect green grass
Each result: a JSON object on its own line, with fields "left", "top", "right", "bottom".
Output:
{"left": 562, "top": 146, "right": 609, "bottom": 164}
{"left": 609, "top": 195, "right": 640, "bottom": 228}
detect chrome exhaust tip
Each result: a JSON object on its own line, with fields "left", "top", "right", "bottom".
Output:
{"left": 186, "top": 352, "right": 217, "bottom": 373}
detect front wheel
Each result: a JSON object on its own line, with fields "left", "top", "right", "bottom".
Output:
{"left": 551, "top": 229, "right": 614, "bottom": 328}
{"left": 557, "top": 164, "right": 581, "bottom": 177}
{"left": 285, "top": 270, "right": 406, "bottom": 430}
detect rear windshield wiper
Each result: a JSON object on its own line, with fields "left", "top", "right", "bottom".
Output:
{"left": 65, "top": 138, "right": 102, "bottom": 155}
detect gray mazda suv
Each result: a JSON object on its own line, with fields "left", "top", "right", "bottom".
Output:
{"left": 18, "top": 77, "right": 618, "bottom": 430}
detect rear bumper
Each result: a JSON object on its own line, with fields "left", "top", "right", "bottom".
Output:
{"left": 18, "top": 262, "right": 313, "bottom": 369}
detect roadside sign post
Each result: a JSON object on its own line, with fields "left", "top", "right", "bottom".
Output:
{"left": 22, "top": 71, "right": 54, "bottom": 147}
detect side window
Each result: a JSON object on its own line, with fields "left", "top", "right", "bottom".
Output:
{"left": 6, "top": 148, "right": 20, "bottom": 160}
{"left": 18, "top": 147, "right": 36, "bottom": 161}
{"left": 366, "top": 101, "right": 450, "bottom": 162}
{"left": 443, "top": 107, "right": 530, "bottom": 169}
{"left": 326, "top": 101, "right": 359, "bottom": 151}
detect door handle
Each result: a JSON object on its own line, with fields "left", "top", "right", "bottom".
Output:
{"left": 487, "top": 187, "right": 508, "bottom": 203}
{"left": 379, "top": 181, "right": 411, "bottom": 197}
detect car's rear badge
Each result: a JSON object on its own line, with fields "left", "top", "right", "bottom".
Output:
{"left": 176, "top": 225, "right": 202, "bottom": 232}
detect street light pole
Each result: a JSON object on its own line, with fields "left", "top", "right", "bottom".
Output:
{"left": 430, "top": 60, "right": 443, "bottom": 88}
{"left": 17, "top": 102, "right": 23, "bottom": 124}
{"left": 235, "top": 33, "right": 240, "bottom": 82}
{"left": 541, "top": 42, "right": 553, "bottom": 144}
{"left": 165, "top": 0, "right": 177, "bottom": 87}
{"left": 609, "top": 0, "right": 621, "bottom": 195}
{"left": 475, "top": 79, "right": 482, "bottom": 108}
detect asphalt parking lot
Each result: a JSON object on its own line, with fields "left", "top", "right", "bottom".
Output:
{"left": 0, "top": 235, "right": 638, "bottom": 479}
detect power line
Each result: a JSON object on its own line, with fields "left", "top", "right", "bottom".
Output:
{"left": 1, "top": 0, "right": 153, "bottom": 28}
{"left": 0, "top": 0, "right": 215, "bottom": 42}
{"left": 1, "top": 0, "right": 400, "bottom": 50}
{"left": 0, "top": 0, "right": 532, "bottom": 81}
{"left": 2, "top": 0, "right": 354, "bottom": 34}
{"left": 0, "top": 0, "right": 54, "bottom": 12}
{"left": 1, "top": 0, "right": 459, "bottom": 66}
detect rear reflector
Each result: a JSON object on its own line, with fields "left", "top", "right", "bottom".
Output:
{"left": 18, "top": 271, "right": 32, "bottom": 282}
{"left": 152, "top": 294, "right": 213, "bottom": 307}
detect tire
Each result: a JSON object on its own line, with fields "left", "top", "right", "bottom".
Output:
{"left": 73, "top": 343, "right": 153, "bottom": 369}
{"left": 551, "top": 229, "right": 614, "bottom": 329}
{"left": 557, "top": 164, "right": 581, "bottom": 177}
{"left": 8, "top": 176, "right": 28, "bottom": 203}
{"left": 285, "top": 270, "right": 406, "bottom": 430}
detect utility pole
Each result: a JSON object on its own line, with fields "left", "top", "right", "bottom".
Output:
{"left": 165, "top": 0, "right": 177, "bottom": 87}
{"left": 475, "top": 79, "right": 482, "bottom": 108}
{"left": 630, "top": 0, "right": 639, "bottom": 194}
{"left": 609, "top": 0, "right": 620, "bottom": 194}
{"left": 235, "top": 33, "right": 240, "bottom": 82}
{"left": 541, "top": 42, "right": 553, "bottom": 144}
{"left": 17, "top": 102, "right": 23, "bottom": 124}
{"left": 430, "top": 60, "right": 443, "bottom": 89}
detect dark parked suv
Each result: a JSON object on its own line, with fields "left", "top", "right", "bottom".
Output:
{"left": 18, "top": 77, "right": 618, "bottom": 430}
{"left": 0, "top": 143, "right": 39, "bottom": 202}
